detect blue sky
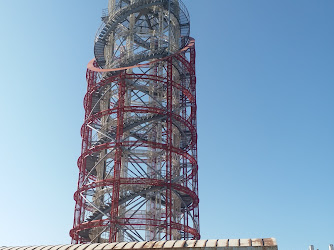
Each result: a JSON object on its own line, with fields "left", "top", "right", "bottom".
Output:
{"left": 0, "top": 0, "right": 333, "bottom": 249}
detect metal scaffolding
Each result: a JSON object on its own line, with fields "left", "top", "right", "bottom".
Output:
{"left": 70, "top": 0, "right": 199, "bottom": 243}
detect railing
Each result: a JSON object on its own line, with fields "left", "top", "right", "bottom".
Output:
{"left": 102, "top": 8, "right": 108, "bottom": 18}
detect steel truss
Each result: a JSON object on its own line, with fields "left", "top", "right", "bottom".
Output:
{"left": 71, "top": 0, "right": 199, "bottom": 243}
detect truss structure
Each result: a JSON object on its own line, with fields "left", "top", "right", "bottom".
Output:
{"left": 70, "top": 0, "right": 199, "bottom": 243}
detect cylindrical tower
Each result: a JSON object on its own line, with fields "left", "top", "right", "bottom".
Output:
{"left": 70, "top": 0, "right": 199, "bottom": 243}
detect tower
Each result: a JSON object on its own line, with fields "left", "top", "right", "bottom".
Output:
{"left": 70, "top": 0, "right": 199, "bottom": 243}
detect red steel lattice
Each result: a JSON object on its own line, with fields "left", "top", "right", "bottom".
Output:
{"left": 71, "top": 0, "right": 199, "bottom": 243}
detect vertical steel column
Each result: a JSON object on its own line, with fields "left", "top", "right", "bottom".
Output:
{"left": 110, "top": 72, "right": 126, "bottom": 242}
{"left": 189, "top": 45, "right": 199, "bottom": 233}
{"left": 180, "top": 52, "right": 189, "bottom": 239}
{"left": 166, "top": 56, "right": 173, "bottom": 240}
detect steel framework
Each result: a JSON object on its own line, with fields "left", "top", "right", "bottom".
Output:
{"left": 70, "top": 0, "right": 199, "bottom": 243}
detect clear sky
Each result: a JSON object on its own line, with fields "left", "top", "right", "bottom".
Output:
{"left": 0, "top": 0, "right": 333, "bottom": 249}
